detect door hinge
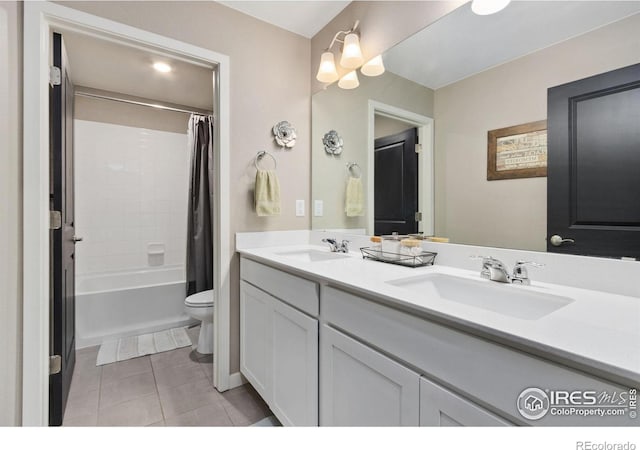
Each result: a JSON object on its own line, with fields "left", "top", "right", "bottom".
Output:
{"left": 50, "top": 210, "right": 62, "bottom": 230}
{"left": 415, "top": 211, "right": 423, "bottom": 221}
{"left": 49, "top": 355, "right": 61, "bottom": 375}
{"left": 415, "top": 144, "right": 422, "bottom": 154}
{"left": 49, "top": 66, "right": 61, "bottom": 86}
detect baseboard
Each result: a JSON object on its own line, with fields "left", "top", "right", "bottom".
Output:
{"left": 228, "top": 371, "right": 247, "bottom": 390}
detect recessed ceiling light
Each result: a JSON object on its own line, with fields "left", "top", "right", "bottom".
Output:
{"left": 471, "top": 0, "right": 511, "bottom": 15}
{"left": 153, "top": 62, "right": 172, "bottom": 73}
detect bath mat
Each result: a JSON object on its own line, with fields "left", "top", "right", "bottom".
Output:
{"left": 96, "top": 327, "right": 192, "bottom": 366}
{"left": 251, "top": 416, "right": 281, "bottom": 427}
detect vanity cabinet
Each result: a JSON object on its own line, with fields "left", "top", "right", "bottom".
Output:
{"left": 240, "top": 259, "right": 319, "bottom": 426}
{"left": 239, "top": 255, "right": 633, "bottom": 427}
{"left": 320, "top": 325, "right": 420, "bottom": 426}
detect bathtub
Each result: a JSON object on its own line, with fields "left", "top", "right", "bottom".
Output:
{"left": 75, "top": 266, "right": 196, "bottom": 348}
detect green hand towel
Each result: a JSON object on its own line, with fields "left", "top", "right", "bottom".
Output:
{"left": 345, "top": 176, "right": 364, "bottom": 217}
{"left": 255, "top": 169, "right": 281, "bottom": 216}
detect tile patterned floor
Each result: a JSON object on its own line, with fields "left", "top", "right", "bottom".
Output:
{"left": 63, "top": 326, "right": 271, "bottom": 427}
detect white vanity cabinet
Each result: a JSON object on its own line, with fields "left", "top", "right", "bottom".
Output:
{"left": 238, "top": 254, "right": 635, "bottom": 427}
{"left": 240, "top": 258, "right": 319, "bottom": 426}
{"left": 320, "top": 325, "right": 420, "bottom": 426}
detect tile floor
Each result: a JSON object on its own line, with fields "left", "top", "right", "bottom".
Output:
{"left": 63, "top": 326, "right": 272, "bottom": 427}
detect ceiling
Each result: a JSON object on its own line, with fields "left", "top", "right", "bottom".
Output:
{"left": 217, "top": 0, "right": 351, "bottom": 38}
{"left": 384, "top": 1, "right": 640, "bottom": 90}
{"left": 61, "top": 30, "right": 215, "bottom": 111}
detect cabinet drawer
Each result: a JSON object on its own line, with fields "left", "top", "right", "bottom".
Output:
{"left": 323, "top": 286, "right": 634, "bottom": 426}
{"left": 241, "top": 257, "right": 319, "bottom": 317}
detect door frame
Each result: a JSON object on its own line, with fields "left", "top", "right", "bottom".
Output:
{"left": 367, "top": 100, "right": 434, "bottom": 236}
{"left": 23, "top": 2, "right": 231, "bottom": 425}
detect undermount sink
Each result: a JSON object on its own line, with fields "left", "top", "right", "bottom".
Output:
{"left": 387, "top": 273, "right": 574, "bottom": 320}
{"left": 276, "top": 249, "right": 351, "bottom": 262}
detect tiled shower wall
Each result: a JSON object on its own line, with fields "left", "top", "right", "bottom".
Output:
{"left": 74, "top": 119, "right": 190, "bottom": 276}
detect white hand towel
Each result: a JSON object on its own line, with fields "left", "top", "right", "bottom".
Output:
{"left": 345, "top": 176, "right": 364, "bottom": 217}
{"left": 255, "top": 169, "right": 281, "bottom": 216}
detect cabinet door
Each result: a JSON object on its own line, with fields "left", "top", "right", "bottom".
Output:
{"left": 240, "top": 281, "right": 272, "bottom": 400}
{"left": 420, "top": 376, "right": 512, "bottom": 426}
{"left": 320, "top": 325, "right": 420, "bottom": 426}
{"left": 271, "top": 299, "right": 318, "bottom": 426}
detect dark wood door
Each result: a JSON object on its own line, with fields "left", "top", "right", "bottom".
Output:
{"left": 374, "top": 128, "right": 418, "bottom": 236}
{"left": 547, "top": 63, "right": 640, "bottom": 259}
{"left": 50, "top": 32, "right": 76, "bottom": 426}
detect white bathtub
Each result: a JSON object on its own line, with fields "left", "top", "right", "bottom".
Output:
{"left": 75, "top": 266, "right": 196, "bottom": 348}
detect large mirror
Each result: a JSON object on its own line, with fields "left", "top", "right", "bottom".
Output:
{"left": 312, "top": 1, "right": 640, "bottom": 254}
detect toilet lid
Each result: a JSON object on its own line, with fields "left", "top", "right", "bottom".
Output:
{"left": 185, "top": 289, "right": 214, "bottom": 307}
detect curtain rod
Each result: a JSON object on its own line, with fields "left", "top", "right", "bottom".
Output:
{"left": 74, "top": 89, "right": 214, "bottom": 117}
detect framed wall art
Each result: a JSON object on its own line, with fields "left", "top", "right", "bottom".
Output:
{"left": 487, "top": 120, "right": 547, "bottom": 180}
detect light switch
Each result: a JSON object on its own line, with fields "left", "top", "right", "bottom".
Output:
{"left": 314, "top": 200, "right": 323, "bottom": 217}
{"left": 295, "top": 199, "right": 305, "bottom": 217}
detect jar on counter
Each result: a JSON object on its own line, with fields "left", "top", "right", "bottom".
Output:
{"left": 381, "top": 232, "right": 408, "bottom": 260}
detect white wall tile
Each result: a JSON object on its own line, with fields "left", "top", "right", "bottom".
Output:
{"left": 75, "top": 120, "right": 189, "bottom": 275}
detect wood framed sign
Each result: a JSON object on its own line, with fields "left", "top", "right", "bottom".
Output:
{"left": 487, "top": 120, "right": 547, "bottom": 180}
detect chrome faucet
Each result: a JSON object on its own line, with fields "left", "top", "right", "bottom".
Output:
{"left": 322, "top": 238, "right": 350, "bottom": 253}
{"left": 480, "top": 256, "right": 512, "bottom": 283}
{"left": 471, "top": 256, "right": 544, "bottom": 284}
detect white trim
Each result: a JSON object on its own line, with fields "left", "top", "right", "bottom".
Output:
{"left": 23, "top": 2, "right": 231, "bottom": 425}
{"left": 367, "top": 100, "right": 434, "bottom": 236}
{"left": 228, "top": 371, "right": 248, "bottom": 390}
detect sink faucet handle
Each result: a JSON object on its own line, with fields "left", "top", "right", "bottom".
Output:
{"left": 322, "top": 238, "right": 339, "bottom": 252}
{"left": 512, "top": 260, "right": 544, "bottom": 285}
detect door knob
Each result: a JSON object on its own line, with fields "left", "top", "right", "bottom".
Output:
{"left": 72, "top": 236, "right": 83, "bottom": 243}
{"left": 549, "top": 235, "right": 574, "bottom": 247}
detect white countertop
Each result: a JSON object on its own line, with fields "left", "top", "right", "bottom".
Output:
{"left": 238, "top": 243, "right": 640, "bottom": 386}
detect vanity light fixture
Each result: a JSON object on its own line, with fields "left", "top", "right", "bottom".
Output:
{"left": 153, "top": 62, "right": 172, "bottom": 73}
{"left": 316, "top": 20, "right": 381, "bottom": 89}
{"left": 360, "top": 55, "right": 385, "bottom": 77}
{"left": 338, "top": 71, "right": 359, "bottom": 90}
{"left": 471, "top": 0, "right": 511, "bottom": 15}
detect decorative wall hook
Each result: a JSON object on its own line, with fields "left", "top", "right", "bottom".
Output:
{"left": 272, "top": 121, "right": 297, "bottom": 149}
{"left": 323, "top": 130, "right": 343, "bottom": 155}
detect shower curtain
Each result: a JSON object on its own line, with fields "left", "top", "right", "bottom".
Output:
{"left": 186, "top": 114, "right": 215, "bottom": 296}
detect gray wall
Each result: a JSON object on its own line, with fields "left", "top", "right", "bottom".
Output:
{"left": 312, "top": 71, "right": 433, "bottom": 231}
{"left": 74, "top": 95, "right": 190, "bottom": 135}
{"left": 0, "top": 0, "right": 23, "bottom": 426}
{"left": 433, "top": 13, "right": 640, "bottom": 251}
{"left": 374, "top": 115, "right": 414, "bottom": 139}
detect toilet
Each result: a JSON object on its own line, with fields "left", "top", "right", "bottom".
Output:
{"left": 184, "top": 289, "right": 214, "bottom": 354}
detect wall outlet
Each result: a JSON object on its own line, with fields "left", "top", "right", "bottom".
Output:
{"left": 295, "top": 199, "right": 305, "bottom": 217}
{"left": 314, "top": 200, "right": 323, "bottom": 217}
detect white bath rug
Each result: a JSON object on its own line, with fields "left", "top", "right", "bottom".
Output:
{"left": 96, "top": 327, "right": 192, "bottom": 366}
{"left": 251, "top": 416, "right": 281, "bottom": 427}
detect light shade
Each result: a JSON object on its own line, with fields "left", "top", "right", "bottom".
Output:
{"left": 360, "top": 55, "right": 385, "bottom": 77}
{"left": 471, "top": 0, "right": 511, "bottom": 15}
{"left": 316, "top": 51, "right": 339, "bottom": 83}
{"left": 340, "top": 33, "right": 364, "bottom": 69}
{"left": 338, "top": 71, "right": 359, "bottom": 90}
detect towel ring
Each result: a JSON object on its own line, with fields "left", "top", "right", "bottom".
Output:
{"left": 255, "top": 151, "right": 277, "bottom": 170}
{"left": 346, "top": 162, "right": 362, "bottom": 178}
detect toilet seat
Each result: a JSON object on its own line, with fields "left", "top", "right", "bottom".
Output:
{"left": 185, "top": 289, "right": 214, "bottom": 308}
